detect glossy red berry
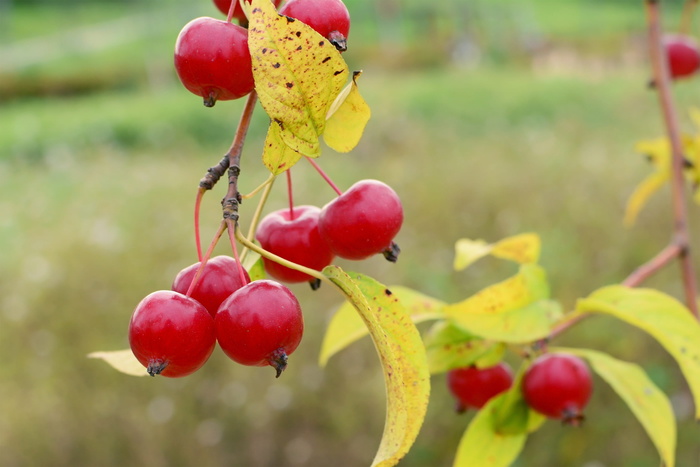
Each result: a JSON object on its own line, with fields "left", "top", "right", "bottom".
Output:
{"left": 212, "top": 0, "right": 247, "bottom": 24}
{"left": 215, "top": 280, "right": 304, "bottom": 377}
{"left": 256, "top": 205, "right": 334, "bottom": 287}
{"left": 174, "top": 17, "right": 254, "bottom": 107}
{"left": 522, "top": 353, "right": 593, "bottom": 425}
{"left": 171, "top": 255, "right": 250, "bottom": 317}
{"left": 128, "top": 290, "right": 216, "bottom": 377}
{"left": 319, "top": 179, "right": 403, "bottom": 261}
{"left": 447, "top": 362, "right": 513, "bottom": 412}
{"left": 278, "top": 0, "right": 350, "bottom": 51}
{"left": 664, "top": 34, "right": 700, "bottom": 79}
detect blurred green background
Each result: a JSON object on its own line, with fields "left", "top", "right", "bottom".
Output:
{"left": 1, "top": 0, "right": 700, "bottom": 465}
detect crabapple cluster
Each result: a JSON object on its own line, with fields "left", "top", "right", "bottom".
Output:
{"left": 128, "top": 256, "right": 303, "bottom": 378}
{"left": 446, "top": 353, "right": 592, "bottom": 426}
{"left": 663, "top": 34, "right": 700, "bottom": 80}
{"left": 173, "top": 0, "right": 351, "bottom": 106}
{"left": 256, "top": 179, "right": 404, "bottom": 288}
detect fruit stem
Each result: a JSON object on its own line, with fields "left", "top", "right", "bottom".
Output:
{"left": 235, "top": 227, "right": 332, "bottom": 286}
{"left": 286, "top": 169, "right": 296, "bottom": 220}
{"left": 226, "top": 0, "right": 237, "bottom": 23}
{"left": 225, "top": 218, "right": 251, "bottom": 286}
{"left": 305, "top": 157, "right": 343, "bottom": 196}
{"left": 645, "top": 0, "right": 699, "bottom": 318}
{"left": 241, "top": 173, "right": 275, "bottom": 199}
{"left": 186, "top": 221, "right": 227, "bottom": 297}
{"left": 240, "top": 176, "right": 276, "bottom": 264}
{"left": 194, "top": 187, "right": 205, "bottom": 262}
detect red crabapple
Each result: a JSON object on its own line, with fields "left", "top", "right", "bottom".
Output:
{"left": 278, "top": 0, "right": 350, "bottom": 51}
{"left": 663, "top": 34, "right": 700, "bottom": 79}
{"left": 447, "top": 362, "right": 514, "bottom": 412}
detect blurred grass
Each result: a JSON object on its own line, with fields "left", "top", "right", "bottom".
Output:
{"left": 2, "top": 0, "right": 700, "bottom": 466}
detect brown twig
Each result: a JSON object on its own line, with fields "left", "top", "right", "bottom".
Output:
{"left": 645, "top": 0, "right": 699, "bottom": 318}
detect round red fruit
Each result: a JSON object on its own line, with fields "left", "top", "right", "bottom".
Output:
{"left": 212, "top": 0, "right": 247, "bottom": 23}
{"left": 215, "top": 280, "right": 304, "bottom": 377}
{"left": 319, "top": 179, "right": 403, "bottom": 261}
{"left": 664, "top": 34, "right": 700, "bottom": 79}
{"left": 522, "top": 353, "right": 592, "bottom": 425}
{"left": 174, "top": 17, "right": 254, "bottom": 107}
{"left": 128, "top": 290, "right": 216, "bottom": 377}
{"left": 279, "top": 0, "right": 350, "bottom": 51}
{"left": 256, "top": 205, "right": 334, "bottom": 285}
{"left": 171, "top": 255, "right": 250, "bottom": 317}
{"left": 447, "top": 362, "right": 514, "bottom": 412}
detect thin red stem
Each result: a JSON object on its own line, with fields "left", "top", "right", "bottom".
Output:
{"left": 185, "top": 221, "right": 227, "bottom": 297}
{"left": 194, "top": 188, "right": 205, "bottom": 262}
{"left": 646, "top": 0, "right": 699, "bottom": 318}
{"left": 226, "top": 0, "right": 236, "bottom": 23}
{"left": 623, "top": 243, "right": 682, "bottom": 287}
{"left": 225, "top": 219, "right": 250, "bottom": 286}
{"left": 305, "top": 157, "right": 343, "bottom": 196}
{"left": 286, "top": 169, "right": 295, "bottom": 219}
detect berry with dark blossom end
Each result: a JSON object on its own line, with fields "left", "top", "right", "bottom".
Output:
{"left": 447, "top": 362, "right": 514, "bottom": 412}
{"left": 256, "top": 205, "right": 335, "bottom": 286}
{"left": 278, "top": 0, "right": 350, "bottom": 52}
{"left": 174, "top": 17, "right": 254, "bottom": 107}
{"left": 522, "top": 353, "right": 593, "bottom": 426}
{"left": 128, "top": 290, "right": 216, "bottom": 377}
{"left": 215, "top": 280, "right": 304, "bottom": 377}
{"left": 319, "top": 179, "right": 403, "bottom": 261}
{"left": 664, "top": 34, "right": 700, "bottom": 79}
{"left": 171, "top": 255, "right": 250, "bottom": 317}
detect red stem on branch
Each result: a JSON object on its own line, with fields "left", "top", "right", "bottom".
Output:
{"left": 645, "top": 0, "right": 699, "bottom": 318}
{"left": 305, "top": 157, "right": 343, "bottom": 196}
{"left": 286, "top": 169, "right": 295, "bottom": 219}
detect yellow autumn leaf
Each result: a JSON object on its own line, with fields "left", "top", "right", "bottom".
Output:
{"left": 576, "top": 285, "right": 700, "bottom": 419}
{"left": 88, "top": 349, "right": 148, "bottom": 377}
{"left": 323, "top": 267, "right": 430, "bottom": 467}
{"left": 324, "top": 71, "right": 371, "bottom": 152}
{"left": 624, "top": 171, "right": 669, "bottom": 226}
{"left": 262, "top": 121, "right": 303, "bottom": 174}
{"left": 555, "top": 347, "right": 676, "bottom": 467}
{"left": 248, "top": 0, "right": 348, "bottom": 157}
{"left": 454, "top": 233, "right": 540, "bottom": 271}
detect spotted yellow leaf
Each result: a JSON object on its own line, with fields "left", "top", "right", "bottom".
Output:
{"left": 324, "top": 71, "right": 371, "bottom": 153}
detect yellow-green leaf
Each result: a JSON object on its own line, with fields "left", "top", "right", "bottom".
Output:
{"left": 424, "top": 321, "right": 505, "bottom": 374}
{"left": 248, "top": 0, "right": 348, "bottom": 157}
{"left": 554, "top": 347, "right": 676, "bottom": 467}
{"left": 577, "top": 285, "right": 700, "bottom": 419}
{"left": 323, "top": 266, "right": 430, "bottom": 467}
{"left": 491, "top": 363, "right": 546, "bottom": 435}
{"left": 453, "top": 393, "right": 528, "bottom": 467}
{"left": 445, "top": 265, "right": 561, "bottom": 342}
{"left": 623, "top": 171, "right": 669, "bottom": 226}
{"left": 319, "top": 285, "right": 444, "bottom": 367}
{"left": 324, "top": 70, "right": 371, "bottom": 153}
{"left": 262, "top": 121, "right": 303, "bottom": 174}
{"left": 453, "top": 234, "right": 540, "bottom": 271}
{"left": 87, "top": 349, "right": 148, "bottom": 377}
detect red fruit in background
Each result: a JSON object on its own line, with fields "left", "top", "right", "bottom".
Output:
{"left": 664, "top": 34, "right": 700, "bottom": 79}
{"left": 174, "top": 17, "right": 254, "bottom": 107}
{"left": 522, "top": 353, "right": 593, "bottom": 425}
{"left": 212, "top": 0, "right": 247, "bottom": 23}
{"left": 256, "top": 205, "right": 334, "bottom": 286}
{"left": 278, "top": 0, "right": 350, "bottom": 51}
{"left": 128, "top": 290, "right": 216, "bottom": 377}
{"left": 171, "top": 255, "right": 250, "bottom": 317}
{"left": 447, "top": 362, "right": 514, "bottom": 412}
{"left": 215, "top": 280, "right": 304, "bottom": 377}
{"left": 319, "top": 179, "right": 403, "bottom": 261}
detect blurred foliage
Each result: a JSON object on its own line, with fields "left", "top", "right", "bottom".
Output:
{"left": 1, "top": 0, "right": 700, "bottom": 466}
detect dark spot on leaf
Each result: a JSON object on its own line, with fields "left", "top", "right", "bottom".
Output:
{"left": 273, "top": 62, "right": 281, "bottom": 68}
{"left": 262, "top": 48, "right": 268, "bottom": 54}
{"left": 322, "top": 56, "right": 331, "bottom": 64}
{"left": 285, "top": 82, "right": 293, "bottom": 89}
{"left": 253, "top": 7, "right": 261, "bottom": 13}
{"left": 296, "top": 31, "right": 302, "bottom": 37}
{"left": 319, "top": 41, "right": 325, "bottom": 46}
{"left": 385, "top": 288, "right": 393, "bottom": 296}
{"left": 296, "top": 46, "right": 303, "bottom": 51}
{"left": 333, "top": 70, "right": 343, "bottom": 76}
{"left": 285, "top": 16, "right": 296, "bottom": 23}
{"left": 680, "top": 347, "right": 687, "bottom": 354}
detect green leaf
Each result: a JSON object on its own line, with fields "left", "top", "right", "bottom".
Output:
{"left": 319, "top": 285, "right": 444, "bottom": 367}
{"left": 444, "top": 265, "right": 562, "bottom": 342}
{"left": 453, "top": 392, "right": 528, "bottom": 467}
{"left": 454, "top": 233, "right": 540, "bottom": 271}
{"left": 423, "top": 321, "right": 506, "bottom": 374}
{"left": 248, "top": 0, "right": 348, "bottom": 159}
{"left": 87, "top": 349, "right": 148, "bottom": 377}
{"left": 577, "top": 285, "right": 700, "bottom": 419}
{"left": 323, "top": 266, "right": 430, "bottom": 467}
{"left": 491, "top": 364, "right": 546, "bottom": 436}
{"left": 554, "top": 347, "right": 676, "bottom": 467}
